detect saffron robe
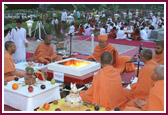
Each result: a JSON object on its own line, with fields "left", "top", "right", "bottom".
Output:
{"left": 153, "top": 52, "right": 164, "bottom": 65}
{"left": 34, "top": 41, "right": 62, "bottom": 64}
{"left": 4, "top": 51, "right": 25, "bottom": 82}
{"left": 124, "top": 60, "right": 158, "bottom": 100}
{"left": 86, "top": 43, "right": 135, "bottom": 73}
{"left": 80, "top": 65, "right": 127, "bottom": 111}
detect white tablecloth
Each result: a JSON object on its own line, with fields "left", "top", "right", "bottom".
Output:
{"left": 15, "top": 62, "right": 47, "bottom": 72}
{"left": 4, "top": 78, "right": 61, "bottom": 111}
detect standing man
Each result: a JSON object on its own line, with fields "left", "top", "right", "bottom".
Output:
{"left": 61, "top": 9, "right": 67, "bottom": 24}
{"left": 11, "top": 19, "right": 28, "bottom": 63}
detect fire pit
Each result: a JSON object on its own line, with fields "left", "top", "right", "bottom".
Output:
{"left": 48, "top": 58, "right": 101, "bottom": 76}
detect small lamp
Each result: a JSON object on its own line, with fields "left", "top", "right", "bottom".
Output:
{"left": 26, "top": 20, "right": 34, "bottom": 37}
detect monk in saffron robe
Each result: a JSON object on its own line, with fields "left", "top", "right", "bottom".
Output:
{"left": 4, "top": 41, "right": 26, "bottom": 82}
{"left": 34, "top": 35, "right": 62, "bottom": 64}
{"left": 153, "top": 41, "right": 164, "bottom": 65}
{"left": 86, "top": 34, "right": 135, "bottom": 73}
{"left": 124, "top": 65, "right": 164, "bottom": 111}
{"left": 123, "top": 49, "right": 158, "bottom": 104}
{"left": 80, "top": 52, "right": 127, "bottom": 111}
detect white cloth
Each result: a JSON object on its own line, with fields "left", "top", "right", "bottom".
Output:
{"left": 51, "top": 19, "right": 59, "bottom": 25}
{"left": 15, "top": 62, "right": 47, "bottom": 72}
{"left": 100, "top": 28, "right": 106, "bottom": 35}
{"left": 4, "top": 78, "right": 61, "bottom": 111}
{"left": 116, "top": 30, "right": 126, "bottom": 39}
{"left": 4, "top": 32, "right": 11, "bottom": 43}
{"left": 140, "top": 29, "right": 148, "bottom": 40}
{"left": 126, "top": 77, "right": 138, "bottom": 90}
{"left": 152, "top": 16, "right": 158, "bottom": 29}
{"left": 61, "top": 11, "right": 67, "bottom": 21}
{"left": 68, "top": 25, "right": 75, "bottom": 35}
{"left": 147, "top": 30, "right": 152, "bottom": 38}
{"left": 11, "top": 27, "right": 28, "bottom": 62}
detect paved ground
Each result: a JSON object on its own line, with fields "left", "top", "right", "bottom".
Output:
{"left": 26, "top": 37, "right": 136, "bottom": 55}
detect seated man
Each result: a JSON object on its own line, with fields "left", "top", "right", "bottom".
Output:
{"left": 124, "top": 65, "right": 164, "bottom": 111}
{"left": 116, "top": 27, "right": 127, "bottom": 39}
{"left": 124, "top": 49, "right": 158, "bottom": 102}
{"left": 86, "top": 34, "right": 135, "bottom": 73}
{"left": 80, "top": 52, "right": 127, "bottom": 111}
{"left": 4, "top": 41, "right": 26, "bottom": 82}
{"left": 34, "top": 35, "right": 62, "bottom": 64}
{"left": 153, "top": 41, "right": 164, "bottom": 65}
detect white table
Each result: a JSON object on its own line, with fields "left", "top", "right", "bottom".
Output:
{"left": 4, "top": 78, "right": 61, "bottom": 111}
{"left": 15, "top": 62, "right": 47, "bottom": 72}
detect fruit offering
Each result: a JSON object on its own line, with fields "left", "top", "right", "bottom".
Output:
{"left": 12, "top": 83, "right": 18, "bottom": 90}
{"left": 28, "top": 86, "right": 34, "bottom": 92}
{"left": 114, "top": 107, "right": 120, "bottom": 111}
{"left": 55, "top": 108, "right": 61, "bottom": 111}
{"left": 51, "top": 78, "right": 56, "bottom": 84}
{"left": 53, "top": 100, "right": 58, "bottom": 105}
{"left": 86, "top": 109, "right": 91, "bottom": 111}
{"left": 40, "top": 85, "right": 46, "bottom": 89}
{"left": 94, "top": 105, "right": 100, "bottom": 111}
{"left": 43, "top": 103, "right": 50, "bottom": 110}
{"left": 14, "top": 77, "right": 19, "bottom": 81}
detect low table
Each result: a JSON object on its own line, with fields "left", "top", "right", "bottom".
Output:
{"left": 4, "top": 78, "right": 61, "bottom": 111}
{"left": 15, "top": 62, "right": 47, "bottom": 72}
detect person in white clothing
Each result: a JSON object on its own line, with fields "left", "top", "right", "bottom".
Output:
{"left": 4, "top": 26, "right": 11, "bottom": 44}
{"left": 61, "top": 9, "right": 67, "bottom": 24}
{"left": 68, "top": 23, "right": 75, "bottom": 35}
{"left": 51, "top": 17, "right": 59, "bottom": 25}
{"left": 100, "top": 25, "right": 106, "bottom": 35}
{"left": 11, "top": 19, "right": 28, "bottom": 63}
{"left": 140, "top": 28, "right": 148, "bottom": 41}
{"left": 116, "top": 27, "right": 127, "bottom": 39}
{"left": 152, "top": 14, "right": 158, "bottom": 30}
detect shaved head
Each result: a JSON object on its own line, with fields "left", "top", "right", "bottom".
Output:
{"left": 153, "top": 65, "right": 164, "bottom": 80}
{"left": 5, "top": 41, "right": 14, "bottom": 50}
{"left": 44, "top": 35, "right": 52, "bottom": 45}
{"left": 100, "top": 52, "right": 113, "bottom": 65}
{"left": 140, "top": 49, "right": 153, "bottom": 61}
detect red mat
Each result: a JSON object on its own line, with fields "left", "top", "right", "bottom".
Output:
{"left": 74, "top": 36, "right": 155, "bottom": 48}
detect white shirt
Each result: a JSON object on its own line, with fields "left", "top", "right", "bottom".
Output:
{"left": 68, "top": 25, "right": 75, "bottom": 35}
{"left": 61, "top": 11, "right": 67, "bottom": 21}
{"left": 100, "top": 28, "right": 106, "bottom": 35}
{"left": 11, "top": 27, "right": 28, "bottom": 62}
{"left": 116, "top": 30, "right": 126, "bottom": 39}
{"left": 140, "top": 29, "right": 148, "bottom": 40}
{"left": 51, "top": 19, "right": 59, "bottom": 25}
{"left": 4, "top": 32, "right": 11, "bottom": 43}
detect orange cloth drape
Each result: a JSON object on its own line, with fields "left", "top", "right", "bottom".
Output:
{"left": 86, "top": 43, "right": 135, "bottom": 73}
{"left": 80, "top": 65, "right": 127, "bottom": 111}
{"left": 34, "top": 41, "right": 62, "bottom": 64}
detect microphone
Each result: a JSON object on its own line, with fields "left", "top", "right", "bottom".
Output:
{"left": 139, "top": 43, "right": 143, "bottom": 53}
{"left": 127, "top": 59, "right": 138, "bottom": 63}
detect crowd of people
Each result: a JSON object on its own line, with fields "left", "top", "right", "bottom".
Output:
{"left": 50, "top": 9, "right": 164, "bottom": 41}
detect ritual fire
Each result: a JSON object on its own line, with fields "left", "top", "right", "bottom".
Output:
{"left": 59, "top": 60, "right": 91, "bottom": 68}
{"left": 48, "top": 58, "right": 101, "bottom": 76}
